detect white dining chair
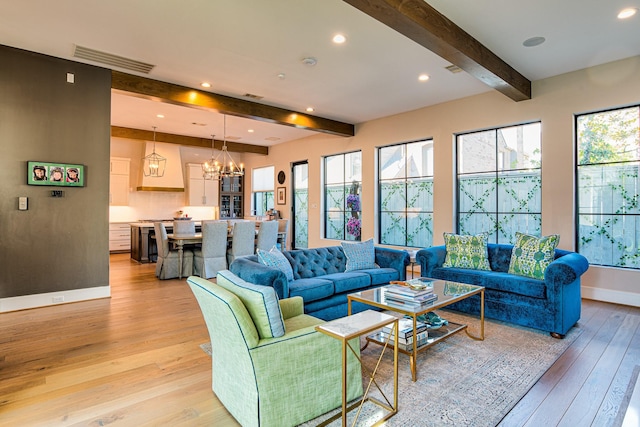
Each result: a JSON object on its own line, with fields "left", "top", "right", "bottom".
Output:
{"left": 193, "top": 221, "right": 228, "bottom": 279}
{"left": 154, "top": 222, "right": 194, "bottom": 279}
{"left": 255, "top": 220, "right": 279, "bottom": 252}
{"left": 173, "top": 220, "right": 196, "bottom": 235}
{"left": 277, "top": 218, "right": 289, "bottom": 251}
{"left": 227, "top": 221, "right": 256, "bottom": 265}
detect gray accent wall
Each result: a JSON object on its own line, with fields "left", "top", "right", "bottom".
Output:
{"left": 0, "top": 45, "right": 111, "bottom": 298}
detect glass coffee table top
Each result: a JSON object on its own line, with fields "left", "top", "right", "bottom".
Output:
{"left": 349, "top": 278, "right": 483, "bottom": 315}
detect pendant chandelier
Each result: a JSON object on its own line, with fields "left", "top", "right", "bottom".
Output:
{"left": 202, "top": 114, "right": 244, "bottom": 180}
{"left": 142, "top": 126, "right": 166, "bottom": 177}
{"left": 202, "top": 134, "right": 218, "bottom": 180}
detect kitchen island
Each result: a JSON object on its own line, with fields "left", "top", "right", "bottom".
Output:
{"left": 130, "top": 221, "right": 202, "bottom": 263}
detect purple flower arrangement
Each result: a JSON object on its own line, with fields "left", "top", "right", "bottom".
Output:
{"left": 346, "top": 194, "right": 360, "bottom": 211}
{"left": 346, "top": 217, "right": 361, "bottom": 238}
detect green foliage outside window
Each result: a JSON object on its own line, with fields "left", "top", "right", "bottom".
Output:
{"left": 577, "top": 106, "right": 640, "bottom": 268}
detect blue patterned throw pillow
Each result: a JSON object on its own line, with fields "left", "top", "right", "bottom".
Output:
{"left": 257, "top": 245, "right": 294, "bottom": 282}
{"left": 442, "top": 232, "right": 491, "bottom": 270}
{"left": 508, "top": 232, "right": 560, "bottom": 279}
{"left": 216, "top": 270, "right": 286, "bottom": 338}
{"left": 341, "top": 238, "right": 377, "bottom": 272}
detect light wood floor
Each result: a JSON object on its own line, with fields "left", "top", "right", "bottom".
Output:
{"left": 1, "top": 254, "right": 639, "bottom": 426}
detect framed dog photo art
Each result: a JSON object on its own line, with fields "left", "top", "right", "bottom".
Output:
{"left": 28, "top": 161, "right": 85, "bottom": 187}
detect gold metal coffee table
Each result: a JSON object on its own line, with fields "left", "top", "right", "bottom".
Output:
{"left": 348, "top": 278, "right": 485, "bottom": 382}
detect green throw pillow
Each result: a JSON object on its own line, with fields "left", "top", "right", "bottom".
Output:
{"left": 442, "top": 232, "right": 491, "bottom": 270}
{"left": 216, "top": 270, "right": 285, "bottom": 339}
{"left": 508, "top": 232, "right": 560, "bottom": 280}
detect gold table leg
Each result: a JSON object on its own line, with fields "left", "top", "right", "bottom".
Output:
{"left": 465, "top": 288, "right": 485, "bottom": 341}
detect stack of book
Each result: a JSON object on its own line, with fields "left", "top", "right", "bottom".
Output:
{"left": 379, "top": 317, "right": 429, "bottom": 351}
{"left": 383, "top": 282, "right": 438, "bottom": 309}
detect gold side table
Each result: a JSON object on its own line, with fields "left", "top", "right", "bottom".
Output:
{"left": 315, "top": 310, "right": 398, "bottom": 427}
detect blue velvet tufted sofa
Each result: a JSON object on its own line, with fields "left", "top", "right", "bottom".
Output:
{"left": 229, "top": 246, "right": 409, "bottom": 321}
{"left": 416, "top": 243, "right": 589, "bottom": 338}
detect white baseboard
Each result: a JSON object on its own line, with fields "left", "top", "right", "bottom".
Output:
{"left": 582, "top": 286, "right": 640, "bottom": 308}
{"left": 0, "top": 286, "right": 111, "bottom": 312}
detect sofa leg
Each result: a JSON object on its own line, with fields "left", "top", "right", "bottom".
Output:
{"left": 550, "top": 332, "right": 565, "bottom": 339}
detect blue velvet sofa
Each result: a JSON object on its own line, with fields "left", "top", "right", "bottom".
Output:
{"left": 416, "top": 243, "right": 589, "bottom": 337}
{"left": 230, "top": 246, "right": 410, "bottom": 320}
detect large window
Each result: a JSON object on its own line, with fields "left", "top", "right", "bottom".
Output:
{"left": 456, "top": 122, "right": 541, "bottom": 243}
{"left": 324, "top": 151, "right": 362, "bottom": 241}
{"left": 378, "top": 140, "right": 434, "bottom": 247}
{"left": 252, "top": 166, "right": 274, "bottom": 216}
{"left": 577, "top": 105, "right": 640, "bottom": 269}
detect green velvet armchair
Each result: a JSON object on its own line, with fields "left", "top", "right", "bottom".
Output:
{"left": 187, "top": 274, "right": 363, "bottom": 427}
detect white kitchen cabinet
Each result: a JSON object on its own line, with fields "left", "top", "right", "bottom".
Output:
{"left": 186, "top": 163, "right": 219, "bottom": 206}
{"left": 109, "top": 157, "right": 130, "bottom": 206}
{"left": 109, "top": 222, "right": 131, "bottom": 252}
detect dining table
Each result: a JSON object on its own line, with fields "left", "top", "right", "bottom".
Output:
{"left": 167, "top": 233, "right": 202, "bottom": 279}
{"left": 167, "top": 226, "right": 268, "bottom": 279}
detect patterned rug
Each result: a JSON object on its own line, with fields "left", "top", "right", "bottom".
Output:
{"left": 200, "top": 310, "right": 581, "bottom": 427}
{"left": 298, "top": 310, "right": 581, "bottom": 427}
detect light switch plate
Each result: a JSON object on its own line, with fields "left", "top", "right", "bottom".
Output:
{"left": 18, "top": 196, "right": 28, "bottom": 210}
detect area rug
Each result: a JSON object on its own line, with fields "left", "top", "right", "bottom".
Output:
{"left": 199, "top": 311, "right": 580, "bottom": 427}
{"left": 298, "top": 310, "right": 581, "bottom": 427}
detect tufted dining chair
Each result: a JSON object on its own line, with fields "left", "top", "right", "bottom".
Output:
{"left": 193, "top": 221, "right": 228, "bottom": 279}
{"left": 154, "top": 222, "right": 193, "bottom": 279}
{"left": 227, "top": 221, "right": 256, "bottom": 266}
{"left": 255, "top": 220, "right": 279, "bottom": 252}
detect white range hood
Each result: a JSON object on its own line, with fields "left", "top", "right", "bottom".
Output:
{"left": 136, "top": 141, "right": 185, "bottom": 192}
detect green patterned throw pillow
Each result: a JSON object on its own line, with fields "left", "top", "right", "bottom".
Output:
{"left": 442, "top": 232, "right": 491, "bottom": 270}
{"left": 508, "top": 232, "right": 560, "bottom": 280}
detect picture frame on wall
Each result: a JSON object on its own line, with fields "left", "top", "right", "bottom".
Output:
{"left": 27, "top": 161, "right": 85, "bottom": 187}
{"left": 277, "top": 187, "right": 286, "bottom": 205}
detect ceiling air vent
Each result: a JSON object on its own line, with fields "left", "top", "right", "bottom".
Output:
{"left": 73, "top": 45, "right": 155, "bottom": 74}
{"left": 243, "top": 93, "right": 264, "bottom": 100}
{"left": 445, "top": 64, "right": 463, "bottom": 74}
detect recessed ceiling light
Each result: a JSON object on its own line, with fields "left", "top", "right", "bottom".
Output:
{"left": 248, "top": 129, "right": 254, "bottom": 133}
{"left": 201, "top": 82, "right": 211, "bottom": 88}
{"left": 418, "top": 74, "right": 430, "bottom": 82}
{"left": 523, "top": 36, "right": 546, "bottom": 47}
{"left": 156, "top": 114, "right": 165, "bottom": 118}
{"left": 332, "top": 34, "right": 346, "bottom": 44}
{"left": 618, "top": 8, "right": 638, "bottom": 19}
{"left": 306, "top": 107, "right": 314, "bottom": 112}
{"left": 301, "top": 57, "right": 317, "bottom": 66}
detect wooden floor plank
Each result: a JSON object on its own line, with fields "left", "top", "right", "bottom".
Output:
{"left": 2, "top": 253, "right": 640, "bottom": 427}
{"left": 557, "top": 313, "right": 640, "bottom": 426}
{"left": 591, "top": 317, "right": 640, "bottom": 427}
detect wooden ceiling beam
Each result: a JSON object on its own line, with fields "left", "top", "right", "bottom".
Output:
{"left": 342, "top": 0, "right": 531, "bottom": 101}
{"left": 111, "top": 126, "right": 269, "bottom": 155}
{"left": 111, "top": 71, "right": 355, "bottom": 137}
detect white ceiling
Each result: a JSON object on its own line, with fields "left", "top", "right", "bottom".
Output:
{"left": 1, "top": 0, "right": 639, "bottom": 146}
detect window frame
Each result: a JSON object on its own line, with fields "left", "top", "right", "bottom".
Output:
{"left": 251, "top": 165, "right": 275, "bottom": 216}
{"left": 323, "top": 150, "right": 362, "bottom": 241}
{"left": 455, "top": 121, "right": 542, "bottom": 244}
{"left": 377, "top": 138, "right": 434, "bottom": 248}
{"left": 575, "top": 104, "right": 640, "bottom": 269}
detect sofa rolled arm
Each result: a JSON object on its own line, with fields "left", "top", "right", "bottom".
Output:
{"left": 545, "top": 252, "right": 590, "bottom": 286}
{"left": 374, "top": 247, "right": 410, "bottom": 280}
{"left": 416, "top": 246, "right": 447, "bottom": 277}
{"left": 229, "top": 257, "right": 290, "bottom": 298}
